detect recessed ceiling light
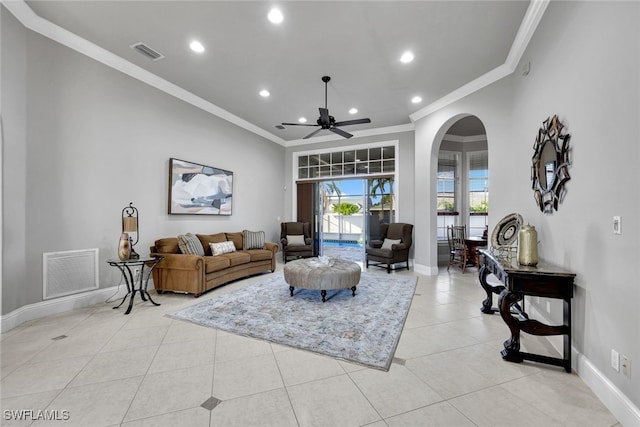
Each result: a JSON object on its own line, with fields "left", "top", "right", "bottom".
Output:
{"left": 268, "top": 8, "right": 284, "bottom": 24}
{"left": 259, "top": 89, "right": 270, "bottom": 98}
{"left": 400, "top": 51, "right": 414, "bottom": 64}
{"left": 189, "top": 40, "right": 205, "bottom": 53}
{"left": 349, "top": 108, "right": 358, "bottom": 115}
{"left": 298, "top": 117, "right": 307, "bottom": 123}
{"left": 411, "top": 95, "right": 423, "bottom": 104}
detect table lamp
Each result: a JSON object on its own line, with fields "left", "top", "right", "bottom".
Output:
{"left": 122, "top": 202, "right": 140, "bottom": 259}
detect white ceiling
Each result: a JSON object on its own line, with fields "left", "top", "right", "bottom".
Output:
{"left": 20, "top": 1, "right": 533, "bottom": 144}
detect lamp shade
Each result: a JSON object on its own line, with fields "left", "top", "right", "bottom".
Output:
{"left": 123, "top": 216, "right": 138, "bottom": 233}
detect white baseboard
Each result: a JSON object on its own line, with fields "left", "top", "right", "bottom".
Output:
{"left": 1, "top": 286, "right": 128, "bottom": 333}
{"left": 577, "top": 352, "right": 640, "bottom": 426}
{"left": 413, "top": 263, "right": 439, "bottom": 276}
{"left": 525, "top": 301, "right": 639, "bottom": 425}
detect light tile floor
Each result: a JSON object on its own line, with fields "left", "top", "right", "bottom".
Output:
{"left": 1, "top": 258, "right": 620, "bottom": 427}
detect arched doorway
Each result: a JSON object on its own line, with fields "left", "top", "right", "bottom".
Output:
{"left": 432, "top": 115, "right": 489, "bottom": 267}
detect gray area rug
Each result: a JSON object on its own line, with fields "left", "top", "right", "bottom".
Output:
{"left": 168, "top": 272, "right": 418, "bottom": 371}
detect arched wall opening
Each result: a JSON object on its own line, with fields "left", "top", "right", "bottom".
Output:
{"left": 413, "top": 112, "right": 489, "bottom": 275}
{"left": 433, "top": 115, "right": 488, "bottom": 266}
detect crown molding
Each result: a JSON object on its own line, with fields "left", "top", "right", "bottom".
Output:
{"left": 4, "top": 0, "right": 548, "bottom": 145}
{"left": 410, "top": 0, "right": 549, "bottom": 122}
{"left": 1, "top": 0, "right": 287, "bottom": 145}
{"left": 442, "top": 134, "right": 487, "bottom": 143}
{"left": 283, "top": 123, "right": 415, "bottom": 148}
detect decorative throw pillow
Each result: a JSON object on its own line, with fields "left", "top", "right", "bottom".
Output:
{"left": 286, "top": 234, "right": 306, "bottom": 246}
{"left": 210, "top": 241, "right": 237, "bottom": 256}
{"left": 243, "top": 230, "right": 265, "bottom": 250}
{"left": 177, "top": 233, "right": 205, "bottom": 256}
{"left": 381, "top": 238, "right": 401, "bottom": 250}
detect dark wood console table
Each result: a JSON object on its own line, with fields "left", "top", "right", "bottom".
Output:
{"left": 478, "top": 248, "right": 576, "bottom": 372}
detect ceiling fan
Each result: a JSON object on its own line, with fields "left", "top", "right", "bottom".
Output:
{"left": 281, "top": 76, "right": 371, "bottom": 139}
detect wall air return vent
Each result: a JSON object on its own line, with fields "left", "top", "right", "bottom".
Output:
{"left": 130, "top": 42, "right": 165, "bottom": 61}
{"left": 43, "top": 249, "right": 99, "bottom": 300}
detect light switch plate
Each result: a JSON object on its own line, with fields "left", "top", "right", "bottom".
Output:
{"left": 613, "top": 216, "right": 621, "bottom": 234}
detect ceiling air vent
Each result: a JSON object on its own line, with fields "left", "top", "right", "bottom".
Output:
{"left": 274, "top": 125, "right": 286, "bottom": 130}
{"left": 130, "top": 42, "right": 165, "bottom": 61}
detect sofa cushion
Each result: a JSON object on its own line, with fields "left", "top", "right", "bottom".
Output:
{"left": 210, "top": 241, "right": 236, "bottom": 256}
{"left": 243, "top": 230, "right": 265, "bottom": 250}
{"left": 226, "top": 232, "right": 244, "bottom": 250}
{"left": 204, "top": 256, "right": 231, "bottom": 274}
{"left": 177, "top": 233, "right": 205, "bottom": 256}
{"left": 197, "top": 233, "right": 227, "bottom": 255}
{"left": 155, "top": 237, "right": 179, "bottom": 254}
{"left": 219, "top": 251, "right": 251, "bottom": 267}
{"left": 245, "top": 249, "right": 273, "bottom": 262}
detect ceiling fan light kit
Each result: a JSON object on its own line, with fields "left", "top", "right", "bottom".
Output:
{"left": 281, "top": 76, "right": 371, "bottom": 139}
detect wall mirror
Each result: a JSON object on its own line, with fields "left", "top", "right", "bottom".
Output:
{"left": 531, "top": 115, "right": 571, "bottom": 213}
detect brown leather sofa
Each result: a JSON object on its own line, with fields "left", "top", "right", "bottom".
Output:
{"left": 149, "top": 232, "right": 278, "bottom": 297}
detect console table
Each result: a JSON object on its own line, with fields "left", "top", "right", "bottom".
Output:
{"left": 477, "top": 248, "right": 576, "bottom": 372}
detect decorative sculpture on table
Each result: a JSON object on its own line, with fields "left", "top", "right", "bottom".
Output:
{"left": 490, "top": 213, "right": 523, "bottom": 258}
{"left": 531, "top": 115, "right": 571, "bottom": 213}
{"left": 121, "top": 202, "right": 139, "bottom": 259}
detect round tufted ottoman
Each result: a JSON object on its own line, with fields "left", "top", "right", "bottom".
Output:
{"left": 283, "top": 258, "right": 361, "bottom": 302}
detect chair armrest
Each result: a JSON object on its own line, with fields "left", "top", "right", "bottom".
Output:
{"left": 369, "top": 240, "right": 383, "bottom": 248}
{"left": 392, "top": 243, "right": 407, "bottom": 251}
{"left": 304, "top": 238, "right": 313, "bottom": 245}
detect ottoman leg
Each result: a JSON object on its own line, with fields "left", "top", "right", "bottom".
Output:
{"left": 321, "top": 290, "right": 327, "bottom": 303}
{"left": 351, "top": 286, "right": 357, "bottom": 297}
{"left": 289, "top": 286, "right": 294, "bottom": 297}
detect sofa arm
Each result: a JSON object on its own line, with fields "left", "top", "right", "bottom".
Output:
{"left": 151, "top": 253, "right": 204, "bottom": 271}
{"left": 265, "top": 242, "right": 279, "bottom": 254}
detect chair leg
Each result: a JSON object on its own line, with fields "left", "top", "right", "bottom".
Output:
{"left": 387, "top": 263, "right": 391, "bottom": 274}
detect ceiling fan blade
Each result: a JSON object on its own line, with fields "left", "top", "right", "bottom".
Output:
{"left": 281, "top": 122, "right": 319, "bottom": 127}
{"left": 319, "top": 108, "right": 330, "bottom": 124}
{"left": 334, "top": 118, "right": 371, "bottom": 127}
{"left": 330, "top": 127, "right": 353, "bottom": 139}
{"left": 303, "top": 128, "right": 324, "bottom": 139}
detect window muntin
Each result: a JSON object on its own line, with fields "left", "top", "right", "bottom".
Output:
{"left": 297, "top": 145, "right": 395, "bottom": 180}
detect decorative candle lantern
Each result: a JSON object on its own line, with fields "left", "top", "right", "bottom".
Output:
{"left": 518, "top": 224, "right": 538, "bottom": 266}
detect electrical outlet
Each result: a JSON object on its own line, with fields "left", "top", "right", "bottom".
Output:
{"left": 611, "top": 349, "right": 620, "bottom": 372}
{"left": 613, "top": 216, "right": 621, "bottom": 234}
{"left": 621, "top": 355, "right": 631, "bottom": 377}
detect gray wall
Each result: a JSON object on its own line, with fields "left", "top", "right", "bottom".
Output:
{"left": 415, "top": 1, "right": 639, "bottom": 406}
{"left": 1, "top": 8, "right": 285, "bottom": 314}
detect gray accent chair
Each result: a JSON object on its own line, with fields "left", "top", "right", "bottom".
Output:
{"left": 366, "top": 223, "right": 413, "bottom": 273}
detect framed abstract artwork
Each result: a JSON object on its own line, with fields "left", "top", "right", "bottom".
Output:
{"left": 168, "top": 158, "right": 233, "bottom": 215}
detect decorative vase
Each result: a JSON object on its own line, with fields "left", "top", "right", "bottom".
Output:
{"left": 118, "top": 232, "right": 131, "bottom": 260}
{"left": 518, "top": 224, "right": 538, "bottom": 266}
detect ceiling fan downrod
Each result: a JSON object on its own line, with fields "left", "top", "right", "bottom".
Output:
{"left": 322, "top": 75, "right": 330, "bottom": 109}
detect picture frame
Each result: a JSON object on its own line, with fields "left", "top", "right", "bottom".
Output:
{"left": 168, "top": 158, "right": 233, "bottom": 215}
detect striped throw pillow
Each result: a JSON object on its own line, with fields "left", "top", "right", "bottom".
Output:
{"left": 210, "top": 241, "right": 236, "bottom": 256}
{"left": 177, "top": 233, "right": 205, "bottom": 256}
{"left": 243, "top": 230, "right": 265, "bottom": 250}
